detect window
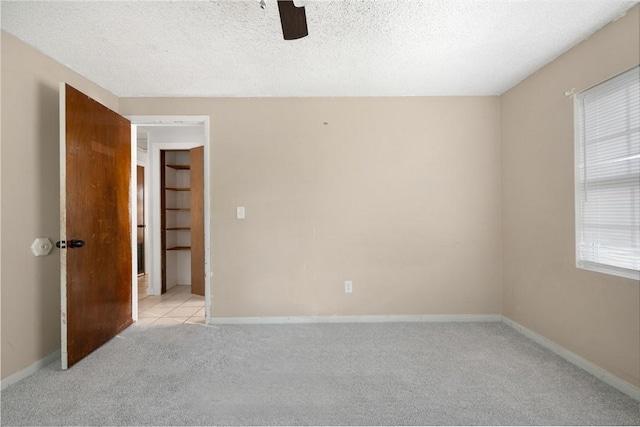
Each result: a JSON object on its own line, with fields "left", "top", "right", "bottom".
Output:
{"left": 574, "top": 66, "right": 640, "bottom": 280}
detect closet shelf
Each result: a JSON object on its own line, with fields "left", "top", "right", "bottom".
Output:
{"left": 161, "top": 147, "right": 204, "bottom": 296}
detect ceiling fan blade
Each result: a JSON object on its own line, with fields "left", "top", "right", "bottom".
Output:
{"left": 277, "top": 0, "right": 308, "bottom": 40}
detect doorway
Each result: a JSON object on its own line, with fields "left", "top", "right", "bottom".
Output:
{"left": 129, "top": 116, "right": 211, "bottom": 324}
{"left": 160, "top": 148, "right": 205, "bottom": 296}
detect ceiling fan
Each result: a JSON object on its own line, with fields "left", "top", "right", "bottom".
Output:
{"left": 261, "top": 0, "right": 309, "bottom": 40}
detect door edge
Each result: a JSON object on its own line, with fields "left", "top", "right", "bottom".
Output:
{"left": 59, "top": 82, "right": 68, "bottom": 370}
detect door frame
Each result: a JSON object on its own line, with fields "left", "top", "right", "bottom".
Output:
{"left": 128, "top": 116, "right": 211, "bottom": 324}
{"left": 129, "top": 126, "right": 138, "bottom": 321}
{"left": 136, "top": 135, "right": 150, "bottom": 283}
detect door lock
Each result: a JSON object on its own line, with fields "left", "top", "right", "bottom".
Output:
{"left": 56, "top": 240, "right": 86, "bottom": 249}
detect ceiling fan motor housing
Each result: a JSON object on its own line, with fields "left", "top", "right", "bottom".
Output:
{"left": 277, "top": 0, "right": 309, "bottom": 40}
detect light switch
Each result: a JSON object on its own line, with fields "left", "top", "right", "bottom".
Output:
{"left": 237, "top": 206, "right": 245, "bottom": 219}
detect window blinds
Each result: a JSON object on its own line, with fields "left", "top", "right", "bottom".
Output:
{"left": 575, "top": 66, "right": 640, "bottom": 280}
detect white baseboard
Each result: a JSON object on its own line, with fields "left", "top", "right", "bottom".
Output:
{"left": 502, "top": 316, "right": 640, "bottom": 401}
{"left": 1, "top": 350, "right": 60, "bottom": 391}
{"left": 208, "top": 314, "right": 503, "bottom": 325}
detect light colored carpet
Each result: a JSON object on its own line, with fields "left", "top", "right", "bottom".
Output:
{"left": 1, "top": 322, "right": 639, "bottom": 426}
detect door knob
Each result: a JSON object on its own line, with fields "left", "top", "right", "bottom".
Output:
{"left": 56, "top": 240, "right": 86, "bottom": 249}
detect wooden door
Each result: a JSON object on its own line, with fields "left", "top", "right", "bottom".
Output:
{"left": 190, "top": 146, "right": 205, "bottom": 296}
{"left": 60, "top": 84, "right": 132, "bottom": 369}
{"left": 137, "top": 166, "right": 145, "bottom": 274}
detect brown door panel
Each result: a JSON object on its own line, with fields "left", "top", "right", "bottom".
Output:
{"left": 63, "top": 84, "right": 132, "bottom": 368}
{"left": 190, "top": 146, "right": 205, "bottom": 296}
{"left": 137, "top": 165, "right": 145, "bottom": 274}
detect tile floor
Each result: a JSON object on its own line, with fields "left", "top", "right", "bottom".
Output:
{"left": 136, "top": 275, "right": 205, "bottom": 326}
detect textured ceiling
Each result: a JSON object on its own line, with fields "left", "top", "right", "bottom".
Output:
{"left": 1, "top": 0, "right": 637, "bottom": 97}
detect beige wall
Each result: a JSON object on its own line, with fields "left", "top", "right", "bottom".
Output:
{"left": 501, "top": 6, "right": 640, "bottom": 387}
{"left": 120, "top": 97, "right": 503, "bottom": 317}
{"left": 0, "top": 32, "right": 119, "bottom": 379}
{"left": 3, "top": 5, "right": 637, "bottom": 392}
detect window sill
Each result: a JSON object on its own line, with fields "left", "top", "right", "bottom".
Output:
{"left": 577, "top": 261, "right": 640, "bottom": 281}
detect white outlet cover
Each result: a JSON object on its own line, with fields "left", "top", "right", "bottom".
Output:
{"left": 345, "top": 280, "right": 353, "bottom": 293}
{"left": 31, "top": 237, "right": 53, "bottom": 257}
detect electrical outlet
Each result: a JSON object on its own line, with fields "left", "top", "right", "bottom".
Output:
{"left": 344, "top": 280, "right": 353, "bottom": 293}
